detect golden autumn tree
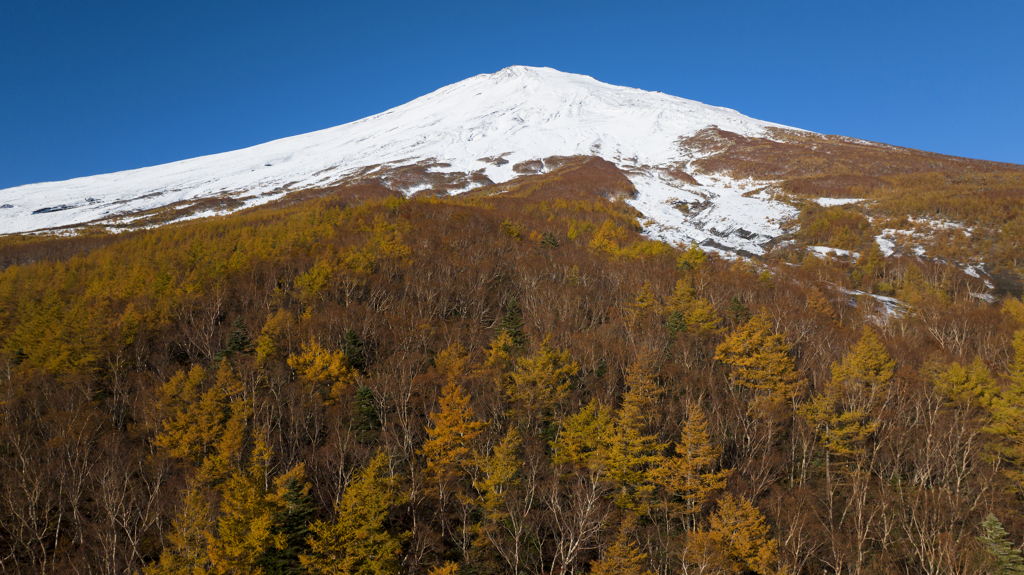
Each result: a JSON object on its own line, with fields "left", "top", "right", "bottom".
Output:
{"left": 473, "top": 427, "right": 534, "bottom": 575}
{"left": 155, "top": 361, "right": 249, "bottom": 480}
{"left": 829, "top": 326, "right": 894, "bottom": 414}
{"left": 552, "top": 400, "right": 615, "bottom": 471}
{"left": 207, "top": 471, "right": 281, "bottom": 574}
{"left": 507, "top": 336, "right": 579, "bottom": 430}
{"left": 933, "top": 357, "right": 996, "bottom": 407}
{"left": 605, "top": 358, "right": 665, "bottom": 513}
{"left": 287, "top": 339, "right": 356, "bottom": 403}
{"left": 684, "top": 495, "right": 779, "bottom": 575}
{"left": 420, "top": 364, "right": 487, "bottom": 502}
{"left": 427, "top": 562, "right": 460, "bottom": 575}
{"left": 666, "top": 277, "right": 721, "bottom": 334}
{"left": 652, "top": 404, "right": 731, "bottom": 528}
{"left": 799, "top": 328, "right": 893, "bottom": 479}
{"left": 985, "top": 330, "right": 1024, "bottom": 493}
{"left": 302, "top": 450, "right": 408, "bottom": 575}
{"left": 254, "top": 309, "right": 296, "bottom": 366}
{"left": 552, "top": 378, "right": 663, "bottom": 514}
{"left": 589, "top": 519, "right": 654, "bottom": 575}
{"left": 146, "top": 482, "right": 215, "bottom": 575}
{"left": 715, "top": 312, "right": 804, "bottom": 422}
{"left": 154, "top": 365, "right": 210, "bottom": 464}
{"left": 677, "top": 243, "right": 709, "bottom": 271}
{"left": 625, "top": 282, "right": 660, "bottom": 332}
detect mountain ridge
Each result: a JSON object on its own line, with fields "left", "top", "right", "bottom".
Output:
{"left": 0, "top": 66, "right": 800, "bottom": 247}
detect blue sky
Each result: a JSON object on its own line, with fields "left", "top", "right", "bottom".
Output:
{"left": 2, "top": 0, "right": 1022, "bottom": 189}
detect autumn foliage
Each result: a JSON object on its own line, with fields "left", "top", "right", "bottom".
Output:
{"left": 0, "top": 160, "right": 1022, "bottom": 575}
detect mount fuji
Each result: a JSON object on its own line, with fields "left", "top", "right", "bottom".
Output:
{"left": 0, "top": 66, "right": 820, "bottom": 253}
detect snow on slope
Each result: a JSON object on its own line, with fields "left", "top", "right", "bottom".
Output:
{"left": 0, "top": 66, "right": 802, "bottom": 252}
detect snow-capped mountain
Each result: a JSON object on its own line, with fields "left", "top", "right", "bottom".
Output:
{"left": 0, "top": 66, "right": 807, "bottom": 253}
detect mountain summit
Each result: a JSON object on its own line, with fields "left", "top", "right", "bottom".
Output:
{"left": 0, "top": 66, "right": 801, "bottom": 251}
{"left": 3, "top": 66, "right": 1020, "bottom": 264}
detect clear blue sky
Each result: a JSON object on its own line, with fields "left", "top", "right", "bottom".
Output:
{"left": 2, "top": 0, "right": 1022, "bottom": 189}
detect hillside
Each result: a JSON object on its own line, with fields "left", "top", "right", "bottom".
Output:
{"left": 1, "top": 68, "right": 1024, "bottom": 574}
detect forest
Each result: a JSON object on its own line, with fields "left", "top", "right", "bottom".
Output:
{"left": 1, "top": 157, "right": 1024, "bottom": 575}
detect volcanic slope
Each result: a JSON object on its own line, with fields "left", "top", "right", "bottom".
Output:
{"left": 0, "top": 66, "right": 809, "bottom": 253}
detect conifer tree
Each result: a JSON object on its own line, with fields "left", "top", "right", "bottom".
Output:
{"left": 207, "top": 472, "right": 280, "bottom": 574}
{"left": 147, "top": 483, "right": 214, "bottom": 575}
{"left": 715, "top": 312, "right": 805, "bottom": 422}
{"left": 498, "top": 299, "right": 527, "bottom": 348}
{"left": 224, "top": 317, "right": 254, "bottom": 357}
{"left": 474, "top": 428, "right": 533, "bottom": 575}
{"left": 978, "top": 513, "right": 1024, "bottom": 575}
{"left": 287, "top": 340, "right": 356, "bottom": 402}
{"left": 685, "top": 298, "right": 722, "bottom": 333}
{"left": 302, "top": 450, "right": 408, "bottom": 575}
{"left": 985, "top": 330, "right": 1024, "bottom": 491}
{"left": 607, "top": 358, "right": 665, "bottom": 512}
{"left": 156, "top": 362, "right": 248, "bottom": 473}
{"left": 507, "top": 336, "right": 578, "bottom": 431}
{"left": 799, "top": 328, "right": 891, "bottom": 479}
{"left": 806, "top": 286, "right": 836, "bottom": 321}
{"left": 685, "top": 495, "right": 778, "bottom": 575}
{"left": 353, "top": 385, "right": 381, "bottom": 443}
{"left": 540, "top": 231, "right": 560, "bottom": 249}
{"left": 830, "top": 326, "right": 894, "bottom": 413}
{"left": 652, "top": 404, "right": 731, "bottom": 527}
{"left": 666, "top": 310, "right": 686, "bottom": 336}
{"left": 677, "top": 243, "right": 709, "bottom": 271}
{"left": 427, "top": 563, "right": 460, "bottom": 575}
{"left": 588, "top": 519, "right": 654, "bottom": 575}
{"left": 933, "top": 357, "right": 996, "bottom": 406}
{"left": 154, "top": 365, "right": 210, "bottom": 463}
{"left": 254, "top": 309, "right": 296, "bottom": 367}
{"left": 420, "top": 378, "right": 486, "bottom": 501}
{"left": 667, "top": 277, "right": 721, "bottom": 333}
{"left": 1004, "top": 296, "right": 1024, "bottom": 327}
{"left": 727, "top": 297, "right": 752, "bottom": 325}
{"left": 343, "top": 329, "right": 366, "bottom": 372}
{"left": 476, "top": 427, "right": 522, "bottom": 520}
{"left": 261, "top": 464, "right": 316, "bottom": 575}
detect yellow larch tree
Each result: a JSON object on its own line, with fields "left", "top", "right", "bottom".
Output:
{"left": 427, "top": 562, "right": 459, "bottom": 575}
{"left": 652, "top": 404, "right": 731, "bottom": 528}
{"left": 287, "top": 339, "right": 356, "bottom": 403}
{"left": 473, "top": 427, "right": 534, "bottom": 575}
{"left": 606, "top": 357, "right": 665, "bottom": 513}
{"left": 666, "top": 277, "right": 721, "bottom": 334}
{"left": 985, "top": 330, "right": 1024, "bottom": 493}
{"left": 799, "top": 328, "right": 893, "bottom": 480}
{"left": 301, "top": 450, "right": 408, "bottom": 575}
{"left": 829, "top": 327, "right": 894, "bottom": 414}
{"left": 146, "top": 482, "right": 214, "bottom": 575}
{"left": 588, "top": 519, "right": 654, "bottom": 575}
{"left": 207, "top": 471, "right": 281, "bottom": 575}
{"left": 507, "top": 336, "right": 578, "bottom": 430}
{"left": 420, "top": 376, "right": 487, "bottom": 502}
{"left": 715, "top": 312, "right": 805, "bottom": 423}
{"left": 684, "top": 495, "right": 779, "bottom": 575}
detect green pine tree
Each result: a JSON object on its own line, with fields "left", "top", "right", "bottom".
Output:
{"left": 353, "top": 385, "right": 381, "bottom": 443}
{"left": 216, "top": 317, "right": 254, "bottom": 360}
{"left": 301, "top": 451, "right": 409, "bottom": 575}
{"left": 727, "top": 297, "right": 752, "bottom": 325}
{"left": 343, "top": 329, "right": 366, "bottom": 372}
{"left": 979, "top": 513, "right": 1024, "bottom": 574}
{"left": 667, "top": 310, "right": 687, "bottom": 336}
{"left": 498, "top": 298, "right": 526, "bottom": 348}
{"left": 260, "top": 465, "right": 317, "bottom": 575}
{"left": 540, "top": 231, "right": 560, "bottom": 249}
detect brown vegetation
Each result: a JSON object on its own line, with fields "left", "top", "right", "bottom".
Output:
{"left": 0, "top": 158, "right": 1022, "bottom": 574}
